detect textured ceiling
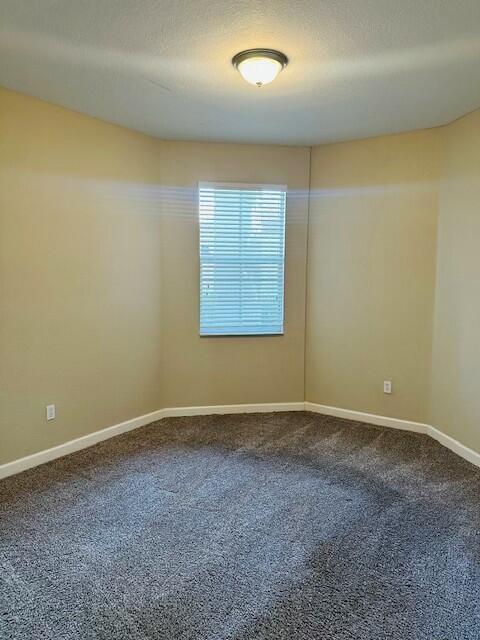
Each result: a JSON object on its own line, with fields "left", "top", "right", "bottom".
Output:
{"left": 1, "top": 0, "right": 480, "bottom": 145}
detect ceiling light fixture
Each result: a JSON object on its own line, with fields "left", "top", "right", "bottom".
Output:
{"left": 232, "top": 49, "right": 288, "bottom": 87}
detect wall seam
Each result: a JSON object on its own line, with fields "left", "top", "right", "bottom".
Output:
{"left": 302, "top": 145, "right": 313, "bottom": 403}
{"left": 425, "top": 131, "right": 443, "bottom": 427}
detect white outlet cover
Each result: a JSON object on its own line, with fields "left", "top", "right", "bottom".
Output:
{"left": 46, "top": 404, "right": 56, "bottom": 420}
{"left": 383, "top": 381, "right": 392, "bottom": 394}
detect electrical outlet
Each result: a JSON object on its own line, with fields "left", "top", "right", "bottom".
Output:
{"left": 383, "top": 381, "right": 392, "bottom": 394}
{"left": 46, "top": 404, "right": 56, "bottom": 421}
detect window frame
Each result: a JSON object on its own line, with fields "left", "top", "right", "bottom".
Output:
{"left": 198, "top": 181, "right": 287, "bottom": 338}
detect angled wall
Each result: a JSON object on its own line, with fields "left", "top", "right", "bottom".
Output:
{"left": 305, "top": 130, "right": 440, "bottom": 423}
{"left": 429, "top": 110, "right": 480, "bottom": 452}
{"left": 0, "top": 88, "right": 164, "bottom": 464}
{"left": 306, "top": 111, "right": 480, "bottom": 454}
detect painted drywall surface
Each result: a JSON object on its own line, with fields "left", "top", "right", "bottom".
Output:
{"left": 0, "top": 89, "right": 310, "bottom": 463}
{"left": 3, "top": 84, "right": 478, "bottom": 467}
{"left": 306, "top": 130, "right": 440, "bottom": 423}
{"left": 429, "top": 110, "right": 480, "bottom": 451}
{"left": 159, "top": 141, "right": 310, "bottom": 407}
{"left": 0, "top": 89, "right": 163, "bottom": 464}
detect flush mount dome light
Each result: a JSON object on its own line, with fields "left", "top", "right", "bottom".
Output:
{"left": 232, "top": 49, "right": 288, "bottom": 87}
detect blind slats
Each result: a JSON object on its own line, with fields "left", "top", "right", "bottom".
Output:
{"left": 199, "top": 183, "right": 286, "bottom": 336}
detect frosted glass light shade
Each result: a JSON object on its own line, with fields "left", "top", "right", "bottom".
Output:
{"left": 232, "top": 49, "right": 288, "bottom": 87}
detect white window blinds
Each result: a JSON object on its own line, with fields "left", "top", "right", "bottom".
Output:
{"left": 199, "top": 182, "right": 286, "bottom": 336}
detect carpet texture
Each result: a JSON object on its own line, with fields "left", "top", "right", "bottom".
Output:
{"left": 1, "top": 411, "right": 479, "bottom": 639}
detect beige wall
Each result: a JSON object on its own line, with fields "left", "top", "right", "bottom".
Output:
{"left": 429, "top": 110, "right": 480, "bottom": 452}
{"left": 159, "top": 141, "right": 310, "bottom": 407}
{"left": 2, "top": 86, "right": 480, "bottom": 466}
{"left": 306, "top": 131, "right": 440, "bottom": 423}
{"left": 0, "top": 89, "right": 310, "bottom": 465}
{"left": 0, "top": 89, "right": 164, "bottom": 464}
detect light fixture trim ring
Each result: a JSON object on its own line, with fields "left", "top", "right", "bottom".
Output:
{"left": 232, "top": 48, "right": 289, "bottom": 70}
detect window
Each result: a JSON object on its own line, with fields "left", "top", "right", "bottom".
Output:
{"left": 199, "top": 182, "right": 286, "bottom": 336}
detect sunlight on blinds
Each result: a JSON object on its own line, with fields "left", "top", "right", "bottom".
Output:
{"left": 199, "top": 182, "right": 286, "bottom": 336}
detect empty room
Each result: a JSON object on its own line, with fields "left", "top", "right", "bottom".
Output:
{"left": 1, "top": 1, "right": 480, "bottom": 638}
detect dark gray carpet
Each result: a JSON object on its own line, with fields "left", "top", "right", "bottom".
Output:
{"left": 1, "top": 411, "right": 480, "bottom": 639}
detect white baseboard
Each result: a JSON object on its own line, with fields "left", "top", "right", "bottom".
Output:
{"left": 1, "top": 401, "right": 479, "bottom": 480}
{"left": 0, "top": 408, "right": 165, "bottom": 481}
{"left": 428, "top": 424, "right": 480, "bottom": 468}
{"left": 304, "top": 402, "right": 429, "bottom": 434}
{"left": 0, "top": 402, "right": 303, "bottom": 480}
{"left": 304, "top": 402, "right": 480, "bottom": 469}
{"left": 162, "top": 402, "right": 305, "bottom": 418}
